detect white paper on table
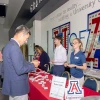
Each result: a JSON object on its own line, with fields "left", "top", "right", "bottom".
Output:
{"left": 29, "top": 77, "right": 34, "bottom": 82}
{"left": 49, "top": 76, "right": 66, "bottom": 100}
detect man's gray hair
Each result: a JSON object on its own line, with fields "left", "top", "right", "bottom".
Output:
{"left": 15, "top": 25, "right": 31, "bottom": 35}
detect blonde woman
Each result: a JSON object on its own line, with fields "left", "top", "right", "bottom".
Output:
{"left": 64, "top": 38, "right": 87, "bottom": 87}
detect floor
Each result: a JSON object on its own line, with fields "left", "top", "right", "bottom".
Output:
{"left": 0, "top": 90, "right": 9, "bottom": 100}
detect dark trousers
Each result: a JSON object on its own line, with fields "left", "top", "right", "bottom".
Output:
{"left": 53, "top": 65, "right": 65, "bottom": 76}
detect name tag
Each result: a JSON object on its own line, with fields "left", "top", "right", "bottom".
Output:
{"left": 75, "top": 56, "right": 79, "bottom": 59}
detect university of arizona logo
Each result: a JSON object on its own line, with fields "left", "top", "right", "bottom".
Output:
{"left": 68, "top": 81, "right": 82, "bottom": 94}
{"left": 65, "top": 80, "right": 84, "bottom": 100}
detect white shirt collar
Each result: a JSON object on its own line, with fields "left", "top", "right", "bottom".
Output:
{"left": 11, "top": 38, "right": 20, "bottom": 47}
{"left": 56, "top": 45, "right": 62, "bottom": 49}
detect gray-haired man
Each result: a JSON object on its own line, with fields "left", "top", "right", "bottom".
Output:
{"left": 2, "top": 25, "right": 40, "bottom": 100}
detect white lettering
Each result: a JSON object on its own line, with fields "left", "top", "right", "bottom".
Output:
{"left": 33, "top": 2, "right": 36, "bottom": 10}
{"left": 30, "top": 5, "right": 33, "bottom": 13}
{"left": 91, "top": 0, "right": 96, "bottom": 8}
{"left": 39, "top": 0, "right": 42, "bottom": 3}
{"left": 30, "top": 0, "right": 43, "bottom": 13}
{"left": 36, "top": 0, "right": 38, "bottom": 7}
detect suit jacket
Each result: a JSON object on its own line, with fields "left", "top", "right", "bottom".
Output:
{"left": 2, "top": 39, "right": 35, "bottom": 96}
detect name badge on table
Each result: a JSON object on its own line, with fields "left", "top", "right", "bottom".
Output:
{"left": 49, "top": 76, "right": 66, "bottom": 100}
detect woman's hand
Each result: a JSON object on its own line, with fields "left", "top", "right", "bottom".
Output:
{"left": 31, "top": 60, "right": 40, "bottom": 68}
{"left": 49, "top": 60, "right": 54, "bottom": 64}
{"left": 64, "top": 63, "right": 68, "bottom": 67}
{"left": 44, "top": 64, "right": 48, "bottom": 67}
{"left": 68, "top": 64, "right": 77, "bottom": 68}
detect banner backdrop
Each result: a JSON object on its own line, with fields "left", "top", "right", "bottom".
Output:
{"left": 52, "top": 9, "right": 100, "bottom": 69}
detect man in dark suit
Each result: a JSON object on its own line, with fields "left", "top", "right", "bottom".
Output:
{"left": 2, "top": 25, "right": 40, "bottom": 100}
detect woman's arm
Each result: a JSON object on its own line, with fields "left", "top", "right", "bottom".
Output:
{"left": 40, "top": 52, "right": 50, "bottom": 67}
{"left": 44, "top": 53, "right": 50, "bottom": 67}
{"left": 76, "top": 63, "right": 87, "bottom": 70}
{"left": 64, "top": 63, "right": 76, "bottom": 68}
{"left": 76, "top": 53, "right": 87, "bottom": 70}
{"left": 64, "top": 63, "right": 87, "bottom": 70}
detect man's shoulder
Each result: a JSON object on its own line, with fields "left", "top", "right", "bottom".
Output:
{"left": 41, "top": 51, "right": 47, "bottom": 57}
{"left": 4, "top": 40, "right": 19, "bottom": 54}
{"left": 61, "top": 45, "right": 66, "bottom": 51}
{"left": 7, "top": 40, "right": 18, "bottom": 48}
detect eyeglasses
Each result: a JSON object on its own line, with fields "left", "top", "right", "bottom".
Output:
{"left": 72, "top": 42, "right": 79, "bottom": 45}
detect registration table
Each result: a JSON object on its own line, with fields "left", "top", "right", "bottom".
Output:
{"left": 84, "top": 68, "right": 100, "bottom": 79}
{"left": 28, "top": 69, "right": 100, "bottom": 100}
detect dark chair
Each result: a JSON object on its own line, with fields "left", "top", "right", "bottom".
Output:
{"left": 83, "top": 77, "right": 98, "bottom": 92}
{"left": 62, "top": 71, "right": 70, "bottom": 80}
{"left": 65, "top": 67, "right": 70, "bottom": 73}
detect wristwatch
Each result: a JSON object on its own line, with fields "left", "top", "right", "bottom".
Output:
{"left": 75, "top": 65, "right": 77, "bottom": 68}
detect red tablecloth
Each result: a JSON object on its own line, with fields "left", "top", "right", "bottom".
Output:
{"left": 28, "top": 70, "right": 100, "bottom": 100}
